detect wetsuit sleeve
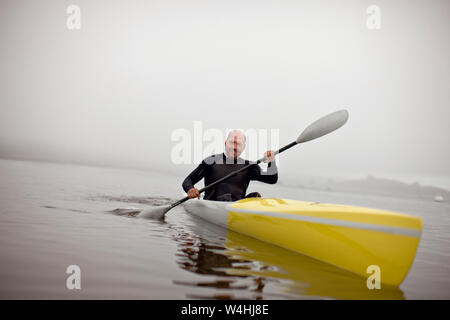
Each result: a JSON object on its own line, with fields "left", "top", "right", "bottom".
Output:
{"left": 249, "top": 162, "right": 278, "bottom": 184}
{"left": 182, "top": 161, "right": 210, "bottom": 192}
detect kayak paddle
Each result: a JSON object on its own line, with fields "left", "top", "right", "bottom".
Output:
{"left": 140, "top": 109, "right": 349, "bottom": 219}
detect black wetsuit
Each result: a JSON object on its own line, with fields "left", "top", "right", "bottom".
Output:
{"left": 182, "top": 153, "right": 278, "bottom": 201}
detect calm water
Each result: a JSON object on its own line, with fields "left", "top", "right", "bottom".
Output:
{"left": 0, "top": 159, "right": 449, "bottom": 299}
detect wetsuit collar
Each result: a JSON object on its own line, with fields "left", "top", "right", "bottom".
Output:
{"left": 222, "top": 152, "right": 242, "bottom": 164}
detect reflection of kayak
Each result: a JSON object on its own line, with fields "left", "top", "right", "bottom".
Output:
{"left": 224, "top": 228, "right": 405, "bottom": 299}
{"left": 182, "top": 198, "right": 422, "bottom": 287}
{"left": 172, "top": 216, "right": 404, "bottom": 299}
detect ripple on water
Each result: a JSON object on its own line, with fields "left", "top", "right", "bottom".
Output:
{"left": 88, "top": 194, "right": 173, "bottom": 206}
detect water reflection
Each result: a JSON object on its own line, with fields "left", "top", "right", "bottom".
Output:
{"left": 171, "top": 215, "right": 405, "bottom": 300}
{"left": 108, "top": 203, "right": 405, "bottom": 299}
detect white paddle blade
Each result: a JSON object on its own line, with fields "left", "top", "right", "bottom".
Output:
{"left": 139, "top": 205, "right": 171, "bottom": 219}
{"left": 296, "top": 109, "right": 349, "bottom": 144}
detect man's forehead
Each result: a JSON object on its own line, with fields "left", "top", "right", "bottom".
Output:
{"left": 227, "top": 131, "right": 245, "bottom": 142}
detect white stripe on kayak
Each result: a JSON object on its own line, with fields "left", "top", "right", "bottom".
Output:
{"left": 227, "top": 206, "right": 421, "bottom": 238}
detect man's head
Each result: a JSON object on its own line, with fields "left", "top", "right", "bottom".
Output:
{"left": 225, "top": 130, "right": 246, "bottom": 159}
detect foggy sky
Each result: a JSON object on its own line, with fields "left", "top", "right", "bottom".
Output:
{"left": 0, "top": 0, "right": 449, "bottom": 188}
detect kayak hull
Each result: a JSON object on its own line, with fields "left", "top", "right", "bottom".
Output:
{"left": 183, "top": 198, "right": 422, "bottom": 287}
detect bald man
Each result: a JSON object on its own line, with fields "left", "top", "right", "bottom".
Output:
{"left": 182, "top": 130, "right": 278, "bottom": 202}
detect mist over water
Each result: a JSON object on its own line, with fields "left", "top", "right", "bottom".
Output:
{"left": 0, "top": 0, "right": 449, "bottom": 187}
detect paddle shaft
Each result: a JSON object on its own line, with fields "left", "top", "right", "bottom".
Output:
{"left": 168, "top": 140, "right": 298, "bottom": 209}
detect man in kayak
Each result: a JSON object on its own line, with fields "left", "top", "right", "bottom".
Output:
{"left": 182, "top": 130, "right": 278, "bottom": 201}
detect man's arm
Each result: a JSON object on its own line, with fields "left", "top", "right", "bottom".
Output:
{"left": 182, "top": 161, "right": 209, "bottom": 193}
{"left": 249, "top": 161, "right": 278, "bottom": 184}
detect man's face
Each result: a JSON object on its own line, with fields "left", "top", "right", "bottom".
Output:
{"left": 225, "top": 133, "right": 246, "bottom": 159}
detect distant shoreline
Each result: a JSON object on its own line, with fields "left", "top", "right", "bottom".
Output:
{"left": 279, "top": 175, "right": 449, "bottom": 204}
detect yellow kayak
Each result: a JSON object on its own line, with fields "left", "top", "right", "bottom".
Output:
{"left": 182, "top": 198, "right": 422, "bottom": 287}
